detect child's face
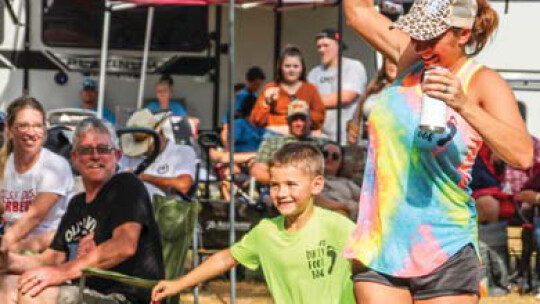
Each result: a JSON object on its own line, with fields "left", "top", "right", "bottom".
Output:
{"left": 269, "top": 165, "right": 324, "bottom": 218}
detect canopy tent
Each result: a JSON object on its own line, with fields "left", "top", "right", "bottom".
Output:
{"left": 97, "top": 0, "right": 345, "bottom": 302}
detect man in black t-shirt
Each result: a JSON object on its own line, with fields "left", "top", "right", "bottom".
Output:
{"left": 0, "top": 117, "right": 163, "bottom": 304}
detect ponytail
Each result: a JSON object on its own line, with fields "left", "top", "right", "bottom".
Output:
{"left": 0, "top": 138, "right": 13, "bottom": 184}
{"left": 467, "top": 0, "right": 499, "bottom": 56}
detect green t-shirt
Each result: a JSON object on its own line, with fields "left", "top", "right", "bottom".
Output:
{"left": 231, "top": 207, "right": 355, "bottom": 304}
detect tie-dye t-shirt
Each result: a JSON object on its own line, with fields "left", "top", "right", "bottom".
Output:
{"left": 344, "top": 59, "right": 483, "bottom": 278}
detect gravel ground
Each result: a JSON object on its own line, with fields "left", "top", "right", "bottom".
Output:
{"left": 176, "top": 281, "right": 540, "bottom": 303}
{"left": 481, "top": 294, "right": 539, "bottom": 304}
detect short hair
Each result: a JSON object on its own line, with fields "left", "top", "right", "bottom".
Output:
{"left": 72, "top": 117, "right": 119, "bottom": 151}
{"left": 157, "top": 74, "right": 174, "bottom": 87}
{"left": 246, "top": 66, "right": 266, "bottom": 82}
{"left": 269, "top": 142, "right": 324, "bottom": 177}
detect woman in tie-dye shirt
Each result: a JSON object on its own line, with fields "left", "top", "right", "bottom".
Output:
{"left": 343, "top": 0, "right": 533, "bottom": 302}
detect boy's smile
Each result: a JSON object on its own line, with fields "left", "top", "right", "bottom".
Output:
{"left": 269, "top": 165, "right": 324, "bottom": 230}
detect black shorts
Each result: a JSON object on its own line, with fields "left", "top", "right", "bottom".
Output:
{"left": 352, "top": 245, "right": 480, "bottom": 300}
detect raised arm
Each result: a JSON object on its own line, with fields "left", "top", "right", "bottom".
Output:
{"left": 344, "top": 0, "right": 416, "bottom": 70}
{"left": 152, "top": 249, "right": 238, "bottom": 302}
{"left": 249, "top": 85, "right": 273, "bottom": 127}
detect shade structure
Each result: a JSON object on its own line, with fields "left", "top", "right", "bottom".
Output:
{"left": 116, "top": 0, "right": 337, "bottom": 5}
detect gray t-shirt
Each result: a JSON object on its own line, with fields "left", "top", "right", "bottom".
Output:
{"left": 308, "top": 57, "right": 367, "bottom": 145}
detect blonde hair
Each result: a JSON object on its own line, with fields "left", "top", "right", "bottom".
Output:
{"left": 466, "top": 0, "right": 499, "bottom": 56}
{"left": 269, "top": 142, "right": 324, "bottom": 177}
{"left": 0, "top": 97, "right": 46, "bottom": 184}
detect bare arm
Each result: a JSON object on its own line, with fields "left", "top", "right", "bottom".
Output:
{"left": 209, "top": 149, "right": 256, "bottom": 164}
{"left": 466, "top": 70, "right": 532, "bottom": 168}
{"left": 16, "top": 223, "right": 142, "bottom": 297}
{"left": 3, "top": 248, "right": 66, "bottom": 274}
{"left": 139, "top": 174, "right": 193, "bottom": 195}
{"left": 516, "top": 190, "right": 540, "bottom": 204}
{"left": 249, "top": 85, "right": 274, "bottom": 127}
{"left": 315, "top": 195, "right": 350, "bottom": 217}
{"left": 152, "top": 249, "right": 238, "bottom": 302}
{"left": 55, "top": 222, "right": 142, "bottom": 281}
{"left": 308, "top": 88, "right": 327, "bottom": 130}
{"left": 345, "top": 0, "right": 412, "bottom": 62}
{"left": 321, "top": 90, "right": 359, "bottom": 108}
{"left": 2, "top": 193, "right": 61, "bottom": 251}
{"left": 250, "top": 162, "right": 270, "bottom": 184}
{"left": 220, "top": 124, "right": 230, "bottom": 150}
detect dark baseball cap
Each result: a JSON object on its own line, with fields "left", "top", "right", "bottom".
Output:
{"left": 315, "top": 28, "right": 347, "bottom": 49}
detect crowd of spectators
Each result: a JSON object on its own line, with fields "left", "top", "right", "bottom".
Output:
{"left": 0, "top": 22, "right": 537, "bottom": 303}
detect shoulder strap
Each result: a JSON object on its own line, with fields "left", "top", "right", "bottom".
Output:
{"left": 456, "top": 59, "right": 483, "bottom": 94}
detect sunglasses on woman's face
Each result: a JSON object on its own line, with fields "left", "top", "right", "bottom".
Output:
{"left": 323, "top": 150, "right": 341, "bottom": 161}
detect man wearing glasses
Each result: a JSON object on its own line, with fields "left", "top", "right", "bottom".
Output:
{"left": 251, "top": 100, "right": 328, "bottom": 183}
{"left": 0, "top": 117, "right": 163, "bottom": 304}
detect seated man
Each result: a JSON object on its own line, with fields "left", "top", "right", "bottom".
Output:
{"left": 0, "top": 117, "right": 164, "bottom": 304}
{"left": 119, "top": 109, "right": 197, "bottom": 198}
{"left": 78, "top": 78, "right": 116, "bottom": 124}
{"left": 145, "top": 75, "right": 188, "bottom": 117}
{"left": 250, "top": 100, "right": 327, "bottom": 184}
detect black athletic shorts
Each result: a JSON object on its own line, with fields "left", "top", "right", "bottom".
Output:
{"left": 352, "top": 245, "right": 480, "bottom": 300}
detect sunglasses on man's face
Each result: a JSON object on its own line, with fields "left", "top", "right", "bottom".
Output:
{"left": 323, "top": 150, "right": 341, "bottom": 161}
{"left": 76, "top": 145, "right": 115, "bottom": 156}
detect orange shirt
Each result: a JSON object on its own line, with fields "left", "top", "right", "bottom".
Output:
{"left": 249, "top": 82, "right": 326, "bottom": 130}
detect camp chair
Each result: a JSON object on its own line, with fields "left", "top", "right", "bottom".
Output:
{"left": 79, "top": 127, "right": 200, "bottom": 304}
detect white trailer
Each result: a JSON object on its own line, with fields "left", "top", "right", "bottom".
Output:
{"left": 0, "top": 0, "right": 377, "bottom": 129}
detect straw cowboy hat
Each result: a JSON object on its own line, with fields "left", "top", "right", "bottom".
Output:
{"left": 121, "top": 109, "right": 171, "bottom": 157}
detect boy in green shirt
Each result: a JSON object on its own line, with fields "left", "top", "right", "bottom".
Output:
{"left": 152, "top": 142, "right": 355, "bottom": 303}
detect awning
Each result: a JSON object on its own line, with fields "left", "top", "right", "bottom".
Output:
{"left": 114, "top": 0, "right": 337, "bottom": 6}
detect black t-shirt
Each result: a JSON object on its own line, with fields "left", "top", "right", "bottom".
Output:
{"left": 51, "top": 173, "right": 164, "bottom": 304}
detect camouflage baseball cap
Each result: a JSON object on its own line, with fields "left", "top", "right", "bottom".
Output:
{"left": 392, "top": 0, "right": 478, "bottom": 41}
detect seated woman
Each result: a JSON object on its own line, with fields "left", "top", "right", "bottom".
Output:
{"left": 250, "top": 45, "right": 326, "bottom": 137}
{"left": 0, "top": 97, "right": 74, "bottom": 253}
{"left": 470, "top": 144, "right": 513, "bottom": 223}
{"left": 318, "top": 141, "right": 361, "bottom": 219}
{"left": 145, "top": 75, "right": 188, "bottom": 117}
{"left": 347, "top": 56, "right": 398, "bottom": 144}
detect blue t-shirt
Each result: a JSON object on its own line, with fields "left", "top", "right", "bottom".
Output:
{"left": 145, "top": 99, "right": 188, "bottom": 117}
{"left": 222, "top": 88, "right": 264, "bottom": 152}
{"left": 221, "top": 88, "right": 257, "bottom": 124}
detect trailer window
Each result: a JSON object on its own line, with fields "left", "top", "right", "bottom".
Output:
{"left": 42, "top": 0, "right": 208, "bottom": 52}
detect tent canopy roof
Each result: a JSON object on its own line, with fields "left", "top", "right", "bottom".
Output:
{"left": 114, "top": 0, "right": 337, "bottom": 6}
